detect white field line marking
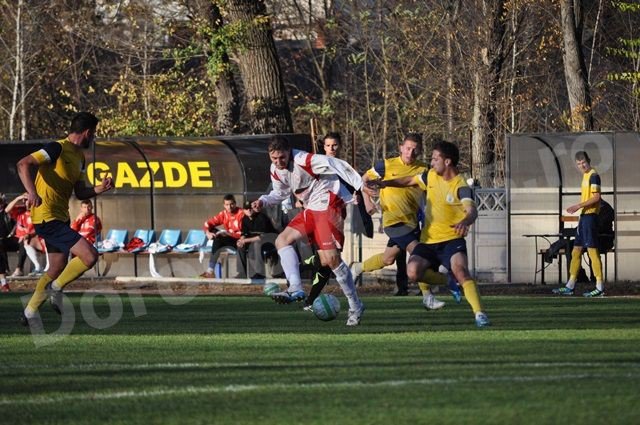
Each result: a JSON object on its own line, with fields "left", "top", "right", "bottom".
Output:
{"left": 1, "top": 372, "right": 639, "bottom": 406}
{"left": 3, "top": 360, "right": 640, "bottom": 373}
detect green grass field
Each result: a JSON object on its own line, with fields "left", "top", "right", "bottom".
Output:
{"left": 1, "top": 291, "right": 640, "bottom": 424}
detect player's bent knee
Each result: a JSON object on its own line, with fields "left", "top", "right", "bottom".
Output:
{"left": 406, "top": 262, "right": 421, "bottom": 282}
{"left": 86, "top": 251, "right": 99, "bottom": 268}
{"left": 382, "top": 257, "right": 396, "bottom": 266}
{"left": 46, "top": 265, "right": 64, "bottom": 279}
{"left": 451, "top": 265, "right": 470, "bottom": 283}
{"left": 318, "top": 252, "right": 341, "bottom": 269}
{"left": 275, "top": 236, "right": 288, "bottom": 250}
{"left": 321, "top": 257, "right": 340, "bottom": 269}
{"left": 275, "top": 229, "right": 299, "bottom": 249}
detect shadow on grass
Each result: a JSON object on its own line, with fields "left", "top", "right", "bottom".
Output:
{"left": 1, "top": 293, "right": 638, "bottom": 336}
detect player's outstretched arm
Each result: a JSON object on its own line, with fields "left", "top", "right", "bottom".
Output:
{"left": 74, "top": 176, "right": 113, "bottom": 200}
{"left": 359, "top": 173, "right": 378, "bottom": 213}
{"left": 368, "top": 175, "right": 417, "bottom": 189}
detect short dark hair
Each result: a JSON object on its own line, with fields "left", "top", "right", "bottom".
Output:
{"left": 69, "top": 112, "right": 99, "bottom": 134}
{"left": 80, "top": 199, "right": 93, "bottom": 206}
{"left": 223, "top": 194, "right": 236, "bottom": 202}
{"left": 433, "top": 140, "right": 460, "bottom": 167}
{"left": 403, "top": 132, "right": 423, "bottom": 145}
{"left": 268, "top": 135, "right": 290, "bottom": 153}
{"left": 323, "top": 132, "right": 342, "bottom": 145}
{"left": 575, "top": 151, "right": 591, "bottom": 163}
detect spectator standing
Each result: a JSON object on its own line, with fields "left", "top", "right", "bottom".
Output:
{"left": 70, "top": 199, "right": 102, "bottom": 244}
{"left": 200, "top": 194, "right": 244, "bottom": 278}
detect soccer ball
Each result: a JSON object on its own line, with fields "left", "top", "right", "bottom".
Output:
{"left": 263, "top": 282, "right": 281, "bottom": 296}
{"left": 312, "top": 294, "right": 341, "bottom": 321}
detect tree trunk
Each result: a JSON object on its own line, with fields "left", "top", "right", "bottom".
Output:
{"left": 214, "top": 68, "right": 242, "bottom": 135}
{"left": 560, "top": 0, "right": 593, "bottom": 131}
{"left": 9, "top": 0, "right": 23, "bottom": 140}
{"left": 471, "top": 0, "right": 506, "bottom": 187}
{"left": 19, "top": 12, "right": 26, "bottom": 142}
{"left": 209, "top": 2, "right": 240, "bottom": 135}
{"left": 224, "top": 0, "right": 293, "bottom": 134}
{"left": 381, "top": 33, "right": 389, "bottom": 159}
{"left": 444, "top": 1, "right": 461, "bottom": 142}
{"left": 472, "top": 72, "right": 491, "bottom": 185}
{"left": 445, "top": 29, "right": 454, "bottom": 141}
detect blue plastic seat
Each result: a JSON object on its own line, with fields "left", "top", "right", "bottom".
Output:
{"left": 174, "top": 229, "right": 206, "bottom": 253}
{"left": 97, "top": 229, "right": 128, "bottom": 253}
{"left": 158, "top": 229, "right": 181, "bottom": 247}
{"left": 148, "top": 229, "right": 182, "bottom": 253}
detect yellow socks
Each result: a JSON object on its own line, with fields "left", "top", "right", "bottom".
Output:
{"left": 55, "top": 256, "right": 91, "bottom": 290}
{"left": 567, "top": 247, "right": 583, "bottom": 288}
{"left": 586, "top": 248, "right": 603, "bottom": 283}
{"left": 461, "top": 279, "right": 483, "bottom": 314}
{"left": 25, "top": 273, "right": 54, "bottom": 316}
{"left": 418, "top": 282, "right": 430, "bottom": 295}
{"left": 363, "top": 253, "right": 386, "bottom": 272}
{"left": 24, "top": 257, "right": 92, "bottom": 316}
{"left": 417, "top": 269, "right": 448, "bottom": 295}
{"left": 423, "top": 269, "right": 447, "bottom": 285}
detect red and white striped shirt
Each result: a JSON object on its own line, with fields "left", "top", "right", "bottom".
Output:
{"left": 259, "top": 149, "right": 363, "bottom": 211}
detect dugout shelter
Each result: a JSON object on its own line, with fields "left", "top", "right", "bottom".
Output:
{"left": 507, "top": 132, "right": 640, "bottom": 284}
{"left": 0, "top": 134, "right": 312, "bottom": 277}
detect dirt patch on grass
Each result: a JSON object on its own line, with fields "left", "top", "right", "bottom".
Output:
{"left": 6, "top": 276, "right": 640, "bottom": 297}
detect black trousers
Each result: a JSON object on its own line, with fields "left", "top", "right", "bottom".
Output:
{"left": 208, "top": 236, "right": 241, "bottom": 274}
{"left": 396, "top": 250, "right": 408, "bottom": 291}
{"left": 0, "top": 237, "right": 20, "bottom": 274}
{"left": 236, "top": 233, "right": 281, "bottom": 278}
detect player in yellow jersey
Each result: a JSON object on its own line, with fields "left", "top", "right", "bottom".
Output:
{"left": 17, "top": 112, "right": 113, "bottom": 330}
{"left": 355, "top": 133, "right": 446, "bottom": 307}
{"left": 553, "top": 151, "right": 605, "bottom": 297}
{"left": 373, "top": 141, "right": 490, "bottom": 327}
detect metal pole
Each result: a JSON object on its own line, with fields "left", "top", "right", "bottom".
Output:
{"left": 127, "top": 140, "right": 155, "bottom": 230}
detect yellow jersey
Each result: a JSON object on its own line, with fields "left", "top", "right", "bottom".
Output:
{"left": 365, "top": 157, "right": 426, "bottom": 229}
{"left": 580, "top": 168, "right": 601, "bottom": 215}
{"left": 30, "top": 138, "right": 86, "bottom": 224}
{"left": 415, "top": 169, "right": 475, "bottom": 244}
